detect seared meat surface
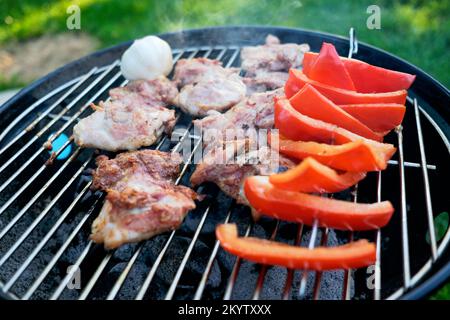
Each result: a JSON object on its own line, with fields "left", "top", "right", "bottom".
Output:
{"left": 193, "top": 88, "right": 284, "bottom": 144}
{"left": 243, "top": 71, "right": 289, "bottom": 94}
{"left": 191, "top": 139, "right": 296, "bottom": 206}
{"left": 91, "top": 150, "right": 198, "bottom": 249}
{"left": 173, "top": 58, "right": 246, "bottom": 117}
{"left": 241, "top": 35, "right": 309, "bottom": 94}
{"left": 241, "top": 34, "right": 310, "bottom": 75}
{"left": 73, "top": 77, "right": 177, "bottom": 151}
{"left": 109, "top": 77, "right": 178, "bottom": 107}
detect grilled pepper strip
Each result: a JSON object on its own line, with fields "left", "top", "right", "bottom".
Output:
{"left": 339, "top": 103, "right": 406, "bottom": 132}
{"left": 285, "top": 69, "right": 407, "bottom": 104}
{"left": 307, "top": 43, "right": 356, "bottom": 91}
{"left": 244, "top": 176, "right": 394, "bottom": 230}
{"left": 274, "top": 98, "right": 396, "bottom": 156}
{"left": 269, "top": 157, "right": 366, "bottom": 193}
{"left": 289, "top": 84, "right": 382, "bottom": 141}
{"left": 270, "top": 133, "right": 396, "bottom": 172}
{"left": 303, "top": 51, "right": 416, "bottom": 93}
{"left": 216, "top": 224, "right": 376, "bottom": 270}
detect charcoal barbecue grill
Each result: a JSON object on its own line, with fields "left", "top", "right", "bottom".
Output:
{"left": 0, "top": 26, "right": 449, "bottom": 300}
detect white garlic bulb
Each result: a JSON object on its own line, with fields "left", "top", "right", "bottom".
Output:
{"left": 120, "top": 35, "right": 173, "bottom": 81}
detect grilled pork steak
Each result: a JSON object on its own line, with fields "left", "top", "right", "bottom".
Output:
{"left": 173, "top": 58, "right": 246, "bottom": 117}
{"left": 243, "top": 71, "right": 289, "bottom": 95}
{"left": 193, "top": 88, "right": 284, "bottom": 146}
{"left": 91, "top": 150, "right": 198, "bottom": 249}
{"left": 191, "top": 139, "right": 296, "bottom": 206}
{"left": 73, "top": 77, "right": 177, "bottom": 151}
{"left": 241, "top": 35, "right": 309, "bottom": 94}
{"left": 241, "top": 34, "right": 310, "bottom": 75}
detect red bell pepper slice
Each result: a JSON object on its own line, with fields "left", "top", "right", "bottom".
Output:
{"left": 339, "top": 103, "right": 406, "bottom": 132}
{"left": 274, "top": 98, "right": 396, "bottom": 157}
{"left": 285, "top": 69, "right": 407, "bottom": 104}
{"left": 269, "top": 133, "right": 396, "bottom": 172}
{"left": 216, "top": 223, "right": 376, "bottom": 270}
{"left": 289, "top": 84, "right": 382, "bottom": 141}
{"left": 307, "top": 42, "right": 356, "bottom": 91}
{"left": 303, "top": 51, "right": 416, "bottom": 93}
{"left": 244, "top": 176, "right": 394, "bottom": 230}
{"left": 269, "top": 157, "right": 366, "bottom": 193}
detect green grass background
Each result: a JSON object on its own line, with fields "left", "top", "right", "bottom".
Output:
{"left": 1, "top": 0, "right": 449, "bottom": 299}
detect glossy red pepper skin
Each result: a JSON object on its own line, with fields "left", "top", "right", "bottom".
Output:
{"left": 269, "top": 157, "right": 366, "bottom": 193}
{"left": 244, "top": 176, "right": 394, "bottom": 230}
{"left": 289, "top": 84, "right": 382, "bottom": 141}
{"left": 274, "top": 98, "right": 396, "bottom": 156}
{"left": 285, "top": 69, "right": 408, "bottom": 104}
{"left": 216, "top": 223, "right": 376, "bottom": 270}
{"left": 303, "top": 51, "right": 416, "bottom": 93}
{"left": 307, "top": 43, "right": 356, "bottom": 91}
{"left": 339, "top": 103, "right": 406, "bottom": 132}
{"left": 269, "top": 133, "right": 396, "bottom": 172}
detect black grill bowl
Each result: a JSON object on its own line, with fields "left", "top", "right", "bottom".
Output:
{"left": 0, "top": 26, "right": 448, "bottom": 300}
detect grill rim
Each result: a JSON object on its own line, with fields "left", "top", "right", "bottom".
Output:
{"left": 1, "top": 25, "right": 449, "bottom": 135}
{"left": 0, "top": 25, "right": 449, "bottom": 300}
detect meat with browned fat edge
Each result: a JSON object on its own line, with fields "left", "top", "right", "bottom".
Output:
{"left": 173, "top": 58, "right": 246, "bottom": 117}
{"left": 73, "top": 76, "right": 177, "bottom": 151}
{"left": 91, "top": 150, "right": 198, "bottom": 249}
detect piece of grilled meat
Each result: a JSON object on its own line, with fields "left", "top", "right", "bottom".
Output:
{"left": 241, "top": 35, "right": 309, "bottom": 94}
{"left": 193, "top": 88, "right": 284, "bottom": 147}
{"left": 91, "top": 150, "right": 198, "bottom": 249}
{"left": 173, "top": 58, "right": 246, "bottom": 117}
{"left": 73, "top": 77, "right": 177, "bottom": 151}
{"left": 191, "top": 138, "right": 296, "bottom": 206}
{"left": 241, "top": 34, "right": 310, "bottom": 75}
{"left": 243, "top": 71, "right": 289, "bottom": 95}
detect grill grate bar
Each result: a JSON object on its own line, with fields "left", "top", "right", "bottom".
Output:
{"left": 341, "top": 232, "right": 354, "bottom": 300}
{"left": 413, "top": 98, "right": 437, "bottom": 260}
{"left": 388, "top": 160, "right": 436, "bottom": 170}
{"left": 193, "top": 208, "right": 233, "bottom": 300}
{"left": 223, "top": 223, "right": 253, "bottom": 300}
{"left": 1, "top": 180, "right": 93, "bottom": 292}
{"left": 0, "top": 151, "right": 93, "bottom": 266}
{"left": 134, "top": 230, "right": 176, "bottom": 300}
{"left": 251, "top": 220, "right": 280, "bottom": 300}
{"left": 50, "top": 240, "right": 94, "bottom": 300}
{"left": 396, "top": 126, "right": 412, "bottom": 289}
{"left": 45, "top": 71, "right": 123, "bottom": 148}
{"left": 0, "top": 137, "right": 73, "bottom": 217}
{"left": 106, "top": 244, "right": 143, "bottom": 300}
{"left": 78, "top": 251, "right": 112, "bottom": 300}
{"left": 298, "top": 219, "right": 319, "bottom": 298}
{"left": 130, "top": 138, "right": 204, "bottom": 300}
{"left": 0, "top": 67, "right": 98, "bottom": 156}
{"left": 313, "top": 228, "right": 330, "bottom": 300}
{"left": 0, "top": 64, "right": 113, "bottom": 144}
{"left": 0, "top": 66, "right": 121, "bottom": 218}
{"left": 282, "top": 224, "right": 304, "bottom": 300}
{"left": 0, "top": 61, "right": 118, "bottom": 177}
{"left": 22, "top": 193, "right": 102, "bottom": 299}
{"left": 374, "top": 172, "right": 382, "bottom": 300}
{"left": 164, "top": 206, "right": 211, "bottom": 300}
{"left": 341, "top": 185, "right": 359, "bottom": 300}
{"left": 0, "top": 146, "right": 84, "bottom": 240}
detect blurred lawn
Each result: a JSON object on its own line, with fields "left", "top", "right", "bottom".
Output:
{"left": 1, "top": 0, "right": 449, "bottom": 89}
{"left": 1, "top": 0, "right": 450, "bottom": 299}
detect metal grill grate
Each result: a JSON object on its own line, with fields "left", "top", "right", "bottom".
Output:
{"left": 0, "top": 29, "right": 449, "bottom": 300}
